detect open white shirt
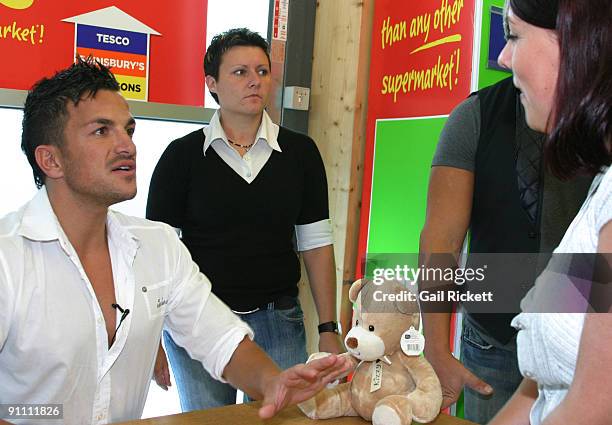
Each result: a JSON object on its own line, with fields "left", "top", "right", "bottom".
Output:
{"left": 0, "top": 188, "right": 253, "bottom": 425}
{"left": 202, "top": 110, "right": 333, "bottom": 251}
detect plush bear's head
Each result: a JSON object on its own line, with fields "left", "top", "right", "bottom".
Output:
{"left": 344, "top": 279, "right": 420, "bottom": 361}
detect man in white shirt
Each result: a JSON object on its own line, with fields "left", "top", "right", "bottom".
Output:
{"left": 0, "top": 58, "right": 350, "bottom": 425}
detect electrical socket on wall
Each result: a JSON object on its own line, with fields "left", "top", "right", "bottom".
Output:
{"left": 283, "top": 86, "right": 310, "bottom": 111}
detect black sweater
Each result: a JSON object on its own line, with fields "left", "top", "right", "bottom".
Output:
{"left": 146, "top": 126, "right": 329, "bottom": 310}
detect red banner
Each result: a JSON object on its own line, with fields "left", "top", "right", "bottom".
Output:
{"left": 357, "top": 0, "right": 475, "bottom": 267}
{"left": 367, "top": 0, "right": 474, "bottom": 119}
{"left": 0, "top": 0, "right": 207, "bottom": 107}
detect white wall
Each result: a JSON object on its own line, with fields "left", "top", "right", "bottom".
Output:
{"left": 0, "top": 108, "right": 38, "bottom": 217}
{"left": 0, "top": 109, "right": 201, "bottom": 219}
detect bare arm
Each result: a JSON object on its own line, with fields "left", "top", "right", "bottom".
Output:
{"left": 302, "top": 245, "right": 344, "bottom": 354}
{"left": 541, "top": 313, "right": 612, "bottom": 425}
{"left": 222, "top": 337, "right": 282, "bottom": 400}
{"left": 539, "top": 222, "right": 612, "bottom": 425}
{"left": 339, "top": 282, "right": 353, "bottom": 337}
{"left": 420, "top": 166, "right": 492, "bottom": 407}
{"left": 222, "top": 337, "right": 352, "bottom": 418}
{"left": 488, "top": 378, "right": 537, "bottom": 425}
{"left": 421, "top": 166, "right": 472, "bottom": 355}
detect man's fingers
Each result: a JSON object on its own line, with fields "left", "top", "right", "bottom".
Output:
{"left": 439, "top": 376, "right": 493, "bottom": 410}
{"left": 162, "top": 371, "right": 171, "bottom": 389}
{"left": 281, "top": 359, "right": 350, "bottom": 392}
{"left": 464, "top": 372, "right": 493, "bottom": 395}
{"left": 286, "top": 355, "right": 343, "bottom": 383}
{"left": 161, "top": 365, "right": 171, "bottom": 385}
{"left": 441, "top": 393, "right": 459, "bottom": 410}
{"left": 259, "top": 380, "right": 289, "bottom": 420}
{"left": 154, "top": 375, "right": 169, "bottom": 390}
{"left": 287, "top": 365, "right": 319, "bottom": 383}
{"left": 153, "top": 343, "right": 171, "bottom": 390}
{"left": 305, "top": 354, "right": 340, "bottom": 372}
{"left": 258, "top": 357, "right": 355, "bottom": 420}
{"left": 258, "top": 403, "right": 276, "bottom": 419}
{"left": 436, "top": 360, "right": 492, "bottom": 409}
{"left": 317, "top": 359, "right": 352, "bottom": 383}
{"left": 259, "top": 381, "right": 278, "bottom": 419}
{"left": 280, "top": 355, "right": 353, "bottom": 393}
{"left": 154, "top": 362, "right": 171, "bottom": 390}
{"left": 299, "top": 355, "right": 351, "bottom": 384}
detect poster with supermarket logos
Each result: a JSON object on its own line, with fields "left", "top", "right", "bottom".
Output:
{"left": 63, "top": 7, "right": 158, "bottom": 101}
{"left": 0, "top": 0, "right": 207, "bottom": 106}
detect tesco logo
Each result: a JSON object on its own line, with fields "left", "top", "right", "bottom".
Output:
{"left": 96, "top": 33, "right": 130, "bottom": 46}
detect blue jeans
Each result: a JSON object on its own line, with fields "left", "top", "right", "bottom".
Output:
{"left": 164, "top": 300, "right": 308, "bottom": 412}
{"left": 460, "top": 317, "right": 522, "bottom": 424}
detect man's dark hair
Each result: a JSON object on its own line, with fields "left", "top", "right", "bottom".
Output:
{"left": 545, "top": 0, "right": 612, "bottom": 178}
{"left": 21, "top": 57, "right": 120, "bottom": 188}
{"left": 203, "top": 28, "right": 270, "bottom": 104}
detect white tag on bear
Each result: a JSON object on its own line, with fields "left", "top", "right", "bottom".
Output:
{"left": 401, "top": 326, "right": 425, "bottom": 356}
{"left": 370, "top": 360, "right": 383, "bottom": 392}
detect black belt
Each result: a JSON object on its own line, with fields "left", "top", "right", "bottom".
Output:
{"left": 231, "top": 296, "right": 298, "bottom": 314}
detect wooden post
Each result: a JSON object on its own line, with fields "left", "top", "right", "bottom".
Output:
{"left": 298, "top": 0, "right": 374, "bottom": 354}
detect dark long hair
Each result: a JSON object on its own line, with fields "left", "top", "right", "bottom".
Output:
{"left": 509, "top": 0, "right": 557, "bottom": 29}
{"left": 511, "top": 0, "right": 612, "bottom": 179}
{"left": 546, "top": 0, "right": 612, "bottom": 179}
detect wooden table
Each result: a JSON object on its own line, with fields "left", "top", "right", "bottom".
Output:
{"left": 116, "top": 403, "right": 477, "bottom": 425}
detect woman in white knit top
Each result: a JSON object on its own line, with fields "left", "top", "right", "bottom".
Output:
{"left": 490, "top": 0, "right": 612, "bottom": 424}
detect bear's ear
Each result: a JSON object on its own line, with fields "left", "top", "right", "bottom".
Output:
{"left": 395, "top": 299, "right": 412, "bottom": 314}
{"left": 393, "top": 284, "right": 418, "bottom": 315}
{"left": 348, "top": 279, "right": 367, "bottom": 303}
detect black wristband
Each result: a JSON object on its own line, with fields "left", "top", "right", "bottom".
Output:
{"left": 318, "top": 321, "right": 339, "bottom": 334}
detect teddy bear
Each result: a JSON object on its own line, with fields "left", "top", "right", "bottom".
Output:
{"left": 298, "top": 278, "right": 442, "bottom": 425}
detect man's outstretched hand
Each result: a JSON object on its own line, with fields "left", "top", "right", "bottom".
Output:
{"left": 258, "top": 354, "right": 352, "bottom": 419}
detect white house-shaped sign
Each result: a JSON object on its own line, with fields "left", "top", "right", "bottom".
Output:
{"left": 63, "top": 6, "right": 161, "bottom": 101}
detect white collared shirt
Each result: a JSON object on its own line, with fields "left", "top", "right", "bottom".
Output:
{"left": 0, "top": 189, "right": 253, "bottom": 425}
{"left": 203, "top": 110, "right": 281, "bottom": 184}
{"left": 202, "top": 110, "right": 332, "bottom": 251}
